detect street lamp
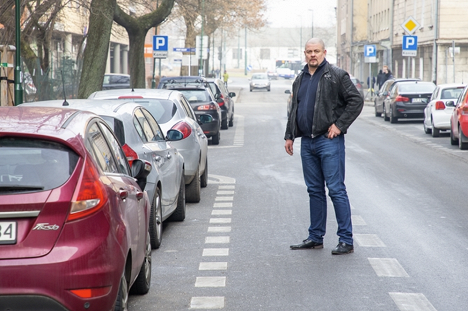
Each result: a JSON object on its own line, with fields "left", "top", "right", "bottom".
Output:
{"left": 14, "top": 0, "right": 23, "bottom": 105}
{"left": 309, "top": 9, "right": 314, "bottom": 38}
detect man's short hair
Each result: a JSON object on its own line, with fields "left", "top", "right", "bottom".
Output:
{"left": 305, "top": 38, "right": 326, "bottom": 50}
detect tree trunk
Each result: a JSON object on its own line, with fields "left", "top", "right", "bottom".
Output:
{"left": 78, "top": 0, "right": 116, "bottom": 98}
{"left": 127, "top": 28, "right": 147, "bottom": 88}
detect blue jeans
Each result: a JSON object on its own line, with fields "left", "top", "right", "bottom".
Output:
{"left": 300, "top": 135, "right": 353, "bottom": 245}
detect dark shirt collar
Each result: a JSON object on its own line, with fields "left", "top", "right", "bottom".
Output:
{"left": 302, "top": 59, "right": 328, "bottom": 75}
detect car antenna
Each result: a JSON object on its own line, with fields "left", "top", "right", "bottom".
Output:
{"left": 61, "top": 70, "right": 69, "bottom": 106}
{"left": 131, "top": 76, "right": 134, "bottom": 92}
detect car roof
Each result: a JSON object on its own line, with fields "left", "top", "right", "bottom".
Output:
{"left": 89, "top": 88, "right": 175, "bottom": 100}
{"left": 435, "top": 83, "right": 466, "bottom": 88}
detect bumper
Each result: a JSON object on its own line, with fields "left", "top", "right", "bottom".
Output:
{"left": 196, "top": 111, "right": 220, "bottom": 137}
{"left": 0, "top": 211, "right": 125, "bottom": 311}
{"left": 394, "top": 103, "right": 425, "bottom": 118}
{"left": 170, "top": 137, "right": 200, "bottom": 183}
{"left": 250, "top": 84, "right": 270, "bottom": 90}
{"left": 432, "top": 110, "right": 453, "bottom": 129}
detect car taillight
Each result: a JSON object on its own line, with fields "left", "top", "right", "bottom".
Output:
{"left": 462, "top": 106, "right": 468, "bottom": 115}
{"left": 435, "top": 101, "right": 446, "bottom": 110}
{"left": 197, "top": 104, "right": 217, "bottom": 110}
{"left": 171, "top": 121, "right": 192, "bottom": 139}
{"left": 122, "top": 144, "right": 139, "bottom": 166}
{"left": 70, "top": 286, "right": 112, "bottom": 298}
{"left": 68, "top": 156, "right": 108, "bottom": 222}
{"left": 218, "top": 94, "right": 225, "bottom": 106}
{"left": 395, "top": 95, "right": 409, "bottom": 102}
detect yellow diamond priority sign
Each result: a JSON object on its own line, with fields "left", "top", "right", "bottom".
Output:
{"left": 401, "top": 16, "right": 420, "bottom": 35}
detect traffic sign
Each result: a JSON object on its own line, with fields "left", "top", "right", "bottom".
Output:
{"left": 153, "top": 35, "right": 168, "bottom": 58}
{"left": 364, "top": 45, "right": 377, "bottom": 63}
{"left": 173, "top": 47, "right": 195, "bottom": 52}
{"left": 402, "top": 35, "right": 418, "bottom": 57}
{"left": 401, "top": 17, "right": 420, "bottom": 35}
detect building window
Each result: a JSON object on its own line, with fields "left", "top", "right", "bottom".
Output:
{"left": 232, "top": 48, "right": 242, "bottom": 60}
{"left": 260, "top": 48, "right": 270, "bottom": 60}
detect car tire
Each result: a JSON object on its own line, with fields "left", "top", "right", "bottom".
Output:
{"left": 374, "top": 106, "right": 381, "bottom": 117}
{"left": 211, "top": 131, "right": 220, "bottom": 145}
{"left": 228, "top": 114, "right": 234, "bottom": 127}
{"left": 383, "top": 105, "right": 390, "bottom": 121}
{"left": 450, "top": 123, "right": 458, "bottom": 145}
{"left": 200, "top": 159, "right": 208, "bottom": 188}
{"left": 149, "top": 188, "right": 162, "bottom": 249}
{"left": 431, "top": 119, "right": 440, "bottom": 137}
{"left": 186, "top": 167, "right": 201, "bottom": 203}
{"left": 130, "top": 231, "right": 151, "bottom": 295}
{"left": 459, "top": 125, "right": 468, "bottom": 150}
{"left": 114, "top": 273, "right": 129, "bottom": 311}
{"left": 267, "top": 87, "right": 271, "bottom": 92}
{"left": 250, "top": 88, "right": 252, "bottom": 92}
{"left": 423, "top": 121, "right": 431, "bottom": 134}
{"left": 390, "top": 108, "right": 398, "bottom": 123}
{"left": 169, "top": 173, "right": 186, "bottom": 221}
{"left": 221, "top": 117, "right": 228, "bottom": 130}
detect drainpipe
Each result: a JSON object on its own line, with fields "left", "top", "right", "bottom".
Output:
{"left": 431, "top": 0, "right": 439, "bottom": 84}
{"left": 350, "top": 0, "right": 354, "bottom": 74}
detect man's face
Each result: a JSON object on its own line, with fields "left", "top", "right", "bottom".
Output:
{"left": 383, "top": 67, "right": 388, "bottom": 73}
{"left": 304, "top": 42, "right": 327, "bottom": 69}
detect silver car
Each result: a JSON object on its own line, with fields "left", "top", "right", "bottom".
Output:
{"left": 21, "top": 99, "right": 185, "bottom": 249}
{"left": 88, "top": 89, "right": 209, "bottom": 203}
{"left": 249, "top": 73, "right": 271, "bottom": 92}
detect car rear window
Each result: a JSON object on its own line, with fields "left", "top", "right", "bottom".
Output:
{"left": 441, "top": 87, "right": 465, "bottom": 99}
{"left": 178, "top": 90, "right": 209, "bottom": 102}
{"left": 132, "top": 99, "right": 176, "bottom": 124}
{"left": 398, "top": 83, "right": 435, "bottom": 93}
{"left": 0, "top": 137, "right": 79, "bottom": 194}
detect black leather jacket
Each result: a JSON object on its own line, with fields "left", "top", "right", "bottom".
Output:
{"left": 284, "top": 63, "right": 364, "bottom": 140}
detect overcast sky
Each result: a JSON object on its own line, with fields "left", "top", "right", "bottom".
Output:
{"left": 264, "top": 0, "right": 337, "bottom": 29}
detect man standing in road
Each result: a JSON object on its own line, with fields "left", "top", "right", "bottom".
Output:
{"left": 284, "top": 38, "right": 364, "bottom": 255}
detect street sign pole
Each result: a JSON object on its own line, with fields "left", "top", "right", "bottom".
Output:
{"left": 14, "top": 0, "right": 23, "bottom": 105}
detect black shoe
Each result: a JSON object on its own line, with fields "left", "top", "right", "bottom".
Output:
{"left": 331, "top": 242, "right": 354, "bottom": 255}
{"left": 290, "top": 239, "right": 323, "bottom": 250}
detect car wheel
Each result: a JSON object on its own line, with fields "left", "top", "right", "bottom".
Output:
{"left": 200, "top": 159, "right": 208, "bottom": 188}
{"left": 149, "top": 188, "right": 162, "bottom": 249}
{"left": 185, "top": 167, "right": 201, "bottom": 203}
{"left": 267, "top": 87, "right": 271, "bottom": 92}
{"left": 250, "top": 88, "right": 252, "bottom": 92}
{"left": 130, "top": 231, "right": 151, "bottom": 295}
{"left": 383, "top": 105, "right": 389, "bottom": 121}
{"left": 390, "top": 108, "right": 398, "bottom": 123}
{"left": 450, "top": 122, "right": 458, "bottom": 145}
{"left": 459, "top": 125, "right": 468, "bottom": 150}
{"left": 221, "top": 117, "right": 228, "bottom": 130}
{"left": 211, "top": 131, "right": 220, "bottom": 145}
{"left": 374, "top": 104, "right": 381, "bottom": 117}
{"left": 423, "top": 120, "right": 431, "bottom": 134}
{"left": 431, "top": 118, "right": 440, "bottom": 137}
{"left": 114, "top": 273, "right": 129, "bottom": 311}
{"left": 228, "top": 114, "right": 234, "bottom": 127}
{"left": 169, "top": 173, "right": 186, "bottom": 221}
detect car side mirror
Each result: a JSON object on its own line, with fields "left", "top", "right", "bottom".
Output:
{"left": 229, "top": 92, "right": 236, "bottom": 98}
{"left": 198, "top": 114, "right": 213, "bottom": 124}
{"left": 166, "top": 129, "right": 184, "bottom": 141}
{"left": 131, "top": 159, "right": 152, "bottom": 190}
{"left": 285, "top": 90, "right": 291, "bottom": 94}
{"left": 216, "top": 98, "right": 223, "bottom": 104}
{"left": 446, "top": 101, "right": 455, "bottom": 107}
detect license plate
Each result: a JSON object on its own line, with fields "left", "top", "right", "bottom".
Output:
{"left": 412, "top": 98, "right": 424, "bottom": 103}
{"left": 0, "top": 221, "right": 17, "bottom": 244}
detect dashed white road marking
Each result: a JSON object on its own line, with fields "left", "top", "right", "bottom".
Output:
{"left": 195, "top": 276, "right": 226, "bottom": 287}
{"left": 212, "top": 210, "right": 232, "bottom": 215}
{"left": 215, "top": 196, "right": 233, "bottom": 201}
{"left": 389, "top": 292, "right": 438, "bottom": 311}
{"left": 217, "top": 190, "right": 235, "bottom": 195}
{"left": 205, "top": 236, "right": 230, "bottom": 244}
{"left": 209, "top": 218, "right": 232, "bottom": 224}
{"left": 190, "top": 297, "right": 225, "bottom": 309}
{"left": 351, "top": 215, "right": 366, "bottom": 225}
{"left": 213, "top": 202, "right": 233, "bottom": 208}
{"left": 368, "top": 258, "right": 409, "bottom": 277}
{"left": 208, "top": 174, "right": 236, "bottom": 184}
{"left": 202, "top": 248, "right": 229, "bottom": 256}
{"left": 208, "top": 226, "right": 231, "bottom": 233}
{"left": 199, "top": 262, "right": 228, "bottom": 271}
{"left": 219, "top": 185, "right": 235, "bottom": 190}
{"left": 354, "top": 234, "right": 386, "bottom": 247}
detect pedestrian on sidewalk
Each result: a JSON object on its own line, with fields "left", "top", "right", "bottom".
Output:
{"left": 284, "top": 38, "right": 364, "bottom": 255}
{"left": 223, "top": 70, "right": 229, "bottom": 88}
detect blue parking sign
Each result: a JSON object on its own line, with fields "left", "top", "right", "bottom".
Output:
{"left": 153, "top": 35, "right": 168, "bottom": 58}
{"left": 402, "top": 35, "right": 417, "bottom": 57}
{"left": 364, "top": 45, "right": 376, "bottom": 57}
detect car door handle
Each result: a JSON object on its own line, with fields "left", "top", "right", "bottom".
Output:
{"left": 136, "top": 191, "right": 144, "bottom": 200}
{"left": 166, "top": 153, "right": 172, "bottom": 159}
{"left": 155, "top": 155, "right": 162, "bottom": 162}
{"left": 119, "top": 189, "right": 128, "bottom": 200}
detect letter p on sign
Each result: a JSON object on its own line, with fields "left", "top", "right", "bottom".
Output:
{"left": 364, "top": 45, "right": 376, "bottom": 57}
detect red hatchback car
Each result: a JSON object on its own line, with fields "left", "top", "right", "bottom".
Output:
{"left": 450, "top": 85, "right": 468, "bottom": 149}
{"left": 0, "top": 106, "right": 152, "bottom": 310}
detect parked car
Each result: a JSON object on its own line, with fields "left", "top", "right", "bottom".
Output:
{"left": 267, "top": 70, "right": 279, "bottom": 80}
{"left": 249, "top": 73, "right": 271, "bottom": 92}
{"left": 88, "top": 88, "right": 210, "bottom": 203}
{"left": 383, "top": 81, "right": 436, "bottom": 123}
{"left": 450, "top": 85, "right": 468, "bottom": 149}
{"left": 0, "top": 106, "right": 152, "bottom": 310}
{"left": 21, "top": 99, "right": 186, "bottom": 248}
{"left": 423, "top": 83, "right": 466, "bottom": 137}
{"left": 206, "top": 78, "right": 236, "bottom": 129}
{"left": 350, "top": 75, "right": 364, "bottom": 99}
{"left": 102, "top": 73, "right": 131, "bottom": 90}
{"left": 285, "top": 89, "right": 292, "bottom": 117}
{"left": 374, "top": 78, "right": 420, "bottom": 118}
{"left": 158, "top": 77, "right": 222, "bottom": 145}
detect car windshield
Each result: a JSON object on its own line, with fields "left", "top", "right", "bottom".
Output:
{"left": 252, "top": 74, "right": 268, "bottom": 80}
{"left": 441, "top": 88, "right": 465, "bottom": 99}
{"left": 398, "top": 83, "right": 435, "bottom": 93}
{"left": 0, "top": 137, "right": 79, "bottom": 193}
{"left": 178, "top": 90, "right": 209, "bottom": 102}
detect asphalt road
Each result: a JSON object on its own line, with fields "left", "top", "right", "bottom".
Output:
{"left": 129, "top": 76, "right": 468, "bottom": 311}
